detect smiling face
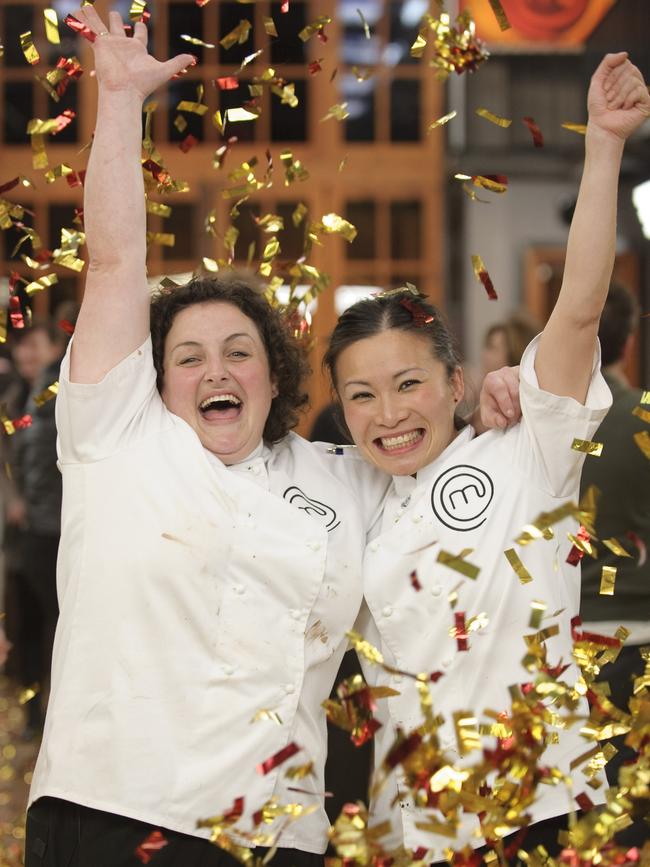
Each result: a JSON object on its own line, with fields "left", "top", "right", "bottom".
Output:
{"left": 336, "top": 328, "right": 464, "bottom": 476}
{"left": 161, "top": 301, "right": 277, "bottom": 464}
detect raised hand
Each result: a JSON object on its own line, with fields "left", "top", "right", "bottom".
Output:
{"left": 71, "top": 7, "right": 195, "bottom": 100}
{"left": 479, "top": 365, "right": 521, "bottom": 431}
{"left": 588, "top": 52, "right": 650, "bottom": 142}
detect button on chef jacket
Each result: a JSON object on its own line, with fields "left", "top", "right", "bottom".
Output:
{"left": 28, "top": 336, "right": 381, "bottom": 855}
{"left": 359, "top": 337, "right": 612, "bottom": 859}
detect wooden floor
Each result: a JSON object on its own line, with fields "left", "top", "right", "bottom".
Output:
{"left": 0, "top": 677, "right": 39, "bottom": 867}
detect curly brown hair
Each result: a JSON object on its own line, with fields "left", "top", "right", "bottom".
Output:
{"left": 150, "top": 273, "right": 311, "bottom": 443}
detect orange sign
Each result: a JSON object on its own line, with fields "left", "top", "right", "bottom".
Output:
{"left": 462, "top": 0, "right": 617, "bottom": 47}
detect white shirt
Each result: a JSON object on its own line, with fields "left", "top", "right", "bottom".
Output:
{"left": 29, "top": 337, "right": 379, "bottom": 854}
{"left": 360, "top": 337, "right": 612, "bottom": 858}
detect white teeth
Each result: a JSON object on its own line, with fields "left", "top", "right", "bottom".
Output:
{"left": 380, "top": 430, "right": 422, "bottom": 450}
{"left": 200, "top": 393, "right": 242, "bottom": 410}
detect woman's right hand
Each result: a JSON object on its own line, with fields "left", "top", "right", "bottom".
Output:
{"left": 71, "top": 7, "right": 195, "bottom": 101}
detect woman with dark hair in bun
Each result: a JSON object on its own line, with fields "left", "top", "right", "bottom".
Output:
{"left": 324, "top": 53, "right": 650, "bottom": 862}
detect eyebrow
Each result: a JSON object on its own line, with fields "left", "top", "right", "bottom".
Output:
{"left": 344, "top": 367, "right": 427, "bottom": 388}
{"left": 171, "top": 333, "right": 255, "bottom": 353}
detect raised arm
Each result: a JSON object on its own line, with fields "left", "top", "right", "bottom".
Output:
{"left": 70, "top": 8, "right": 193, "bottom": 384}
{"left": 536, "top": 53, "right": 650, "bottom": 402}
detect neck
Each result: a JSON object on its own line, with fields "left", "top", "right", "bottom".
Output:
{"left": 603, "top": 360, "right": 628, "bottom": 386}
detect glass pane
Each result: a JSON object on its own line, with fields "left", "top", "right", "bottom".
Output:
{"left": 344, "top": 76, "right": 375, "bottom": 142}
{"left": 219, "top": 3, "right": 255, "bottom": 65}
{"left": 277, "top": 202, "right": 305, "bottom": 261}
{"left": 162, "top": 203, "right": 196, "bottom": 261}
{"left": 167, "top": 80, "right": 206, "bottom": 142}
{"left": 390, "top": 79, "right": 420, "bottom": 141}
{"left": 168, "top": 2, "right": 204, "bottom": 64}
{"left": 340, "top": 0, "right": 382, "bottom": 65}
{"left": 271, "top": 80, "right": 307, "bottom": 141}
{"left": 345, "top": 201, "right": 376, "bottom": 259}
{"left": 270, "top": 2, "right": 306, "bottom": 64}
{"left": 388, "top": 0, "right": 428, "bottom": 65}
{"left": 3, "top": 5, "right": 34, "bottom": 67}
{"left": 219, "top": 80, "right": 256, "bottom": 143}
{"left": 390, "top": 200, "right": 421, "bottom": 259}
{"left": 234, "top": 202, "right": 261, "bottom": 262}
{"left": 3, "top": 82, "right": 34, "bottom": 144}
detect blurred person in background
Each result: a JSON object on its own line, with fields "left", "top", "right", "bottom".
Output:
{"left": 579, "top": 282, "right": 649, "bottom": 846}
{"left": 481, "top": 311, "right": 541, "bottom": 376}
{"left": 8, "top": 312, "right": 75, "bottom": 738}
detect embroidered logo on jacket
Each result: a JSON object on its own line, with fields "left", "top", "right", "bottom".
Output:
{"left": 283, "top": 486, "right": 341, "bottom": 532}
{"left": 431, "top": 464, "right": 494, "bottom": 532}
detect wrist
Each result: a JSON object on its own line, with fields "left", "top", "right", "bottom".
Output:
{"left": 584, "top": 122, "right": 626, "bottom": 153}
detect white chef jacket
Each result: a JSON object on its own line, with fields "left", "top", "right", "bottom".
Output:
{"left": 28, "top": 336, "right": 380, "bottom": 854}
{"left": 360, "top": 336, "right": 612, "bottom": 858}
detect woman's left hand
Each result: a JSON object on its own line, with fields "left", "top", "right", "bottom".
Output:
{"left": 588, "top": 52, "right": 650, "bottom": 142}
{"left": 478, "top": 365, "right": 521, "bottom": 431}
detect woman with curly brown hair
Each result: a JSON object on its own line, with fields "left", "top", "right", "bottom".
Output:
{"left": 22, "top": 8, "right": 390, "bottom": 866}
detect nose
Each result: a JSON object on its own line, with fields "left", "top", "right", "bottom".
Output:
{"left": 203, "top": 356, "right": 229, "bottom": 383}
{"left": 375, "top": 393, "right": 408, "bottom": 428}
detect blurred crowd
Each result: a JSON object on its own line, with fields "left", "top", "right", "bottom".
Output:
{"left": 0, "top": 303, "right": 78, "bottom": 741}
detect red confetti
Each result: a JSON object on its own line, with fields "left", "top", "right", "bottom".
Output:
{"left": 317, "top": 28, "right": 329, "bottom": 43}
{"left": 135, "top": 830, "right": 169, "bottom": 864}
{"left": 523, "top": 116, "right": 544, "bottom": 147}
{"left": 215, "top": 76, "right": 239, "bottom": 90}
{"left": 9, "top": 295, "right": 25, "bottom": 330}
{"left": 351, "top": 717, "right": 381, "bottom": 747}
{"left": 66, "top": 169, "right": 86, "bottom": 188}
{"left": 256, "top": 741, "right": 301, "bottom": 775}
{"left": 410, "top": 569, "right": 422, "bottom": 591}
{"left": 575, "top": 792, "right": 595, "bottom": 811}
{"left": 566, "top": 524, "right": 591, "bottom": 566}
{"left": 65, "top": 14, "right": 97, "bottom": 42}
{"left": 455, "top": 611, "right": 468, "bottom": 651}
{"left": 142, "top": 159, "right": 171, "bottom": 185}
{"left": 52, "top": 109, "right": 76, "bottom": 135}
{"left": 570, "top": 616, "right": 622, "bottom": 647}
{"left": 224, "top": 796, "right": 244, "bottom": 822}
{"left": 281, "top": 0, "right": 289, "bottom": 11}
{"left": 308, "top": 60, "right": 322, "bottom": 75}
{"left": 477, "top": 268, "right": 497, "bottom": 300}
{"left": 179, "top": 134, "right": 198, "bottom": 153}
{"left": 13, "top": 415, "right": 32, "bottom": 430}
{"left": 0, "top": 178, "right": 20, "bottom": 195}
{"left": 626, "top": 530, "right": 647, "bottom": 566}
{"left": 59, "top": 319, "right": 75, "bottom": 336}
{"left": 384, "top": 731, "right": 422, "bottom": 769}
{"left": 399, "top": 298, "right": 434, "bottom": 327}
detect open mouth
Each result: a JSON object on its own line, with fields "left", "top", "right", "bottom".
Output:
{"left": 199, "top": 393, "right": 243, "bottom": 421}
{"left": 374, "top": 428, "right": 424, "bottom": 454}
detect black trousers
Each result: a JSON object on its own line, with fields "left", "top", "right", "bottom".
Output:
{"left": 25, "top": 798, "right": 325, "bottom": 867}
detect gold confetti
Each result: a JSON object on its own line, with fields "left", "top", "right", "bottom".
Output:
{"left": 633, "top": 430, "right": 650, "bottom": 459}
{"left": 599, "top": 565, "right": 617, "bottom": 596}
{"left": 321, "top": 102, "right": 349, "bottom": 122}
{"left": 44, "top": 9, "right": 60, "bottom": 44}
{"left": 263, "top": 16, "right": 278, "bottom": 37}
{"left": 146, "top": 201, "right": 172, "bottom": 218}
{"left": 572, "top": 437, "right": 603, "bottom": 457}
{"left": 504, "top": 548, "right": 533, "bottom": 584}
{"left": 251, "top": 708, "right": 282, "bottom": 725}
{"left": 453, "top": 711, "right": 481, "bottom": 756}
{"left": 632, "top": 405, "right": 650, "bottom": 424}
{"left": 528, "top": 600, "right": 546, "bottom": 629}
{"left": 20, "top": 31, "right": 40, "bottom": 66}
{"left": 292, "top": 202, "right": 307, "bottom": 227}
{"left": 33, "top": 381, "right": 59, "bottom": 407}
{"left": 487, "top": 0, "right": 511, "bottom": 31}
{"left": 24, "top": 274, "right": 58, "bottom": 295}
{"left": 640, "top": 390, "right": 650, "bottom": 404}
{"left": 285, "top": 762, "right": 314, "bottom": 779}
{"left": 44, "top": 163, "right": 73, "bottom": 183}
{"left": 320, "top": 213, "right": 357, "bottom": 243}
{"left": 437, "top": 550, "right": 479, "bottom": 580}
{"left": 476, "top": 108, "right": 512, "bottom": 128}
{"left": 601, "top": 538, "right": 632, "bottom": 558}
{"left": 18, "top": 684, "right": 39, "bottom": 705}
{"left": 299, "top": 15, "right": 331, "bottom": 42}
{"left": 225, "top": 107, "right": 259, "bottom": 123}
{"left": 356, "top": 8, "right": 370, "bottom": 38}
{"left": 146, "top": 232, "right": 175, "bottom": 247}
{"left": 129, "top": 0, "right": 148, "bottom": 22}
{"left": 176, "top": 100, "right": 208, "bottom": 116}
{"left": 180, "top": 34, "right": 216, "bottom": 49}
{"left": 428, "top": 110, "right": 457, "bottom": 131}
{"left": 562, "top": 122, "right": 587, "bottom": 135}
{"left": 220, "top": 20, "right": 252, "bottom": 51}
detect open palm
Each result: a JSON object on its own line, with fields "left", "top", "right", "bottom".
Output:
{"left": 72, "top": 7, "right": 194, "bottom": 99}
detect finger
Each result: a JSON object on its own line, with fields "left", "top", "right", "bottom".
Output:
{"left": 609, "top": 76, "right": 647, "bottom": 111}
{"left": 108, "top": 10, "right": 125, "bottom": 36}
{"left": 606, "top": 64, "right": 642, "bottom": 105}
{"left": 594, "top": 51, "right": 628, "bottom": 90}
{"left": 76, "top": 5, "right": 108, "bottom": 35}
{"left": 133, "top": 20, "right": 148, "bottom": 47}
{"left": 163, "top": 53, "right": 198, "bottom": 79}
{"left": 602, "top": 56, "right": 631, "bottom": 92}
{"left": 504, "top": 374, "right": 521, "bottom": 420}
{"left": 481, "top": 401, "right": 507, "bottom": 430}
